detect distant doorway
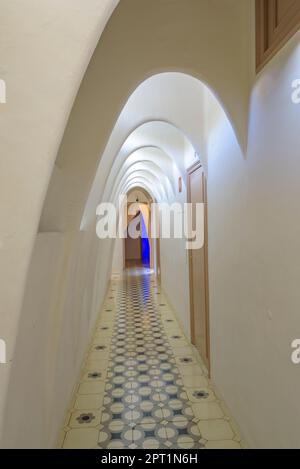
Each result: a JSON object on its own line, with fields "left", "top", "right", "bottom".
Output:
{"left": 125, "top": 211, "right": 149, "bottom": 268}
{"left": 124, "top": 190, "right": 151, "bottom": 269}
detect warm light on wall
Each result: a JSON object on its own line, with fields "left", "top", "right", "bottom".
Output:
{"left": 0, "top": 79, "right": 6, "bottom": 104}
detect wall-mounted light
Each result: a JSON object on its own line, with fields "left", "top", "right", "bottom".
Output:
{"left": 178, "top": 177, "right": 182, "bottom": 193}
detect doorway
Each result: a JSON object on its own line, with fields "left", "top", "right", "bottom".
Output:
{"left": 124, "top": 190, "right": 152, "bottom": 269}
{"left": 187, "top": 162, "right": 210, "bottom": 372}
{"left": 125, "top": 211, "right": 148, "bottom": 268}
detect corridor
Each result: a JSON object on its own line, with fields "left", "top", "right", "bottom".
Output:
{"left": 60, "top": 269, "right": 244, "bottom": 450}
{"left": 3, "top": 0, "right": 300, "bottom": 450}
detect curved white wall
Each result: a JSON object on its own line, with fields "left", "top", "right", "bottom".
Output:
{"left": 207, "top": 31, "right": 300, "bottom": 448}
{"left": 0, "top": 0, "right": 119, "bottom": 447}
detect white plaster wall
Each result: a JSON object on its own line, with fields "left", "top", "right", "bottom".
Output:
{"left": 136, "top": 27, "right": 300, "bottom": 449}
{"left": 207, "top": 31, "right": 300, "bottom": 449}
{"left": 154, "top": 32, "right": 300, "bottom": 447}
{"left": 159, "top": 181, "right": 191, "bottom": 338}
{"left": 160, "top": 234, "right": 191, "bottom": 338}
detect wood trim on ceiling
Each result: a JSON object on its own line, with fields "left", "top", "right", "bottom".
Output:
{"left": 256, "top": 0, "right": 300, "bottom": 72}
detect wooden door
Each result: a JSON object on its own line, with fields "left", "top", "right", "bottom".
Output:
{"left": 125, "top": 214, "right": 142, "bottom": 267}
{"left": 187, "top": 163, "right": 210, "bottom": 371}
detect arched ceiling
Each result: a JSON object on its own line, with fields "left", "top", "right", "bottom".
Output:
{"left": 81, "top": 118, "right": 194, "bottom": 228}
{"left": 41, "top": 0, "right": 250, "bottom": 232}
{"left": 80, "top": 72, "right": 243, "bottom": 231}
{"left": 48, "top": 71, "right": 243, "bottom": 233}
{"left": 127, "top": 188, "right": 152, "bottom": 204}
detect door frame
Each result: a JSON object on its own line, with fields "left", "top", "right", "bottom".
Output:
{"left": 124, "top": 208, "right": 143, "bottom": 268}
{"left": 123, "top": 197, "right": 157, "bottom": 271}
{"left": 187, "top": 161, "right": 211, "bottom": 374}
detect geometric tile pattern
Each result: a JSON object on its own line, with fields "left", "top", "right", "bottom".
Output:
{"left": 60, "top": 268, "right": 245, "bottom": 449}
{"left": 98, "top": 272, "right": 203, "bottom": 449}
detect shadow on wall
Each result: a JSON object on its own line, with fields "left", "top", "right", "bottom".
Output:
{"left": 42, "top": 0, "right": 250, "bottom": 235}
{"left": 2, "top": 231, "right": 113, "bottom": 448}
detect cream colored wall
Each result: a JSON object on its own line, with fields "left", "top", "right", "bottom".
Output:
{"left": 112, "top": 238, "right": 124, "bottom": 274}
{"left": 0, "top": 0, "right": 119, "bottom": 447}
{"left": 43, "top": 0, "right": 250, "bottom": 233}
{"left": 159, "top": 181, "right": 191, "bottom": 338}
{"left": 1, "top": 230, "right": 113, "bottom": 448}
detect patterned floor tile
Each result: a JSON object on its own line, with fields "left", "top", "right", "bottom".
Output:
{"left": 74, "top": 394, "right": 104, "bottom": 410}
{"left": 63, "top": 428, "right": 99, "bottom": 449}
{"left": 205, "top": 439, "right": 241, "bottom": 449}
{"left": 61, "top": 268, "right": 243, "bottom": 449}
{"left": 198, "top": 419, "right": 235, "bottom": 441}
{"left": 181, "top": 374, "right": 208, "bottom": 388}
{"left": 192, "top": 402, "right": 224, "bottom": 420}
{"left": 69, "top": 410, "right": 102, "bottom": 428}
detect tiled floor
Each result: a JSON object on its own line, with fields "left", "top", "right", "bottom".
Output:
{"left": 60, "top": 268, "right": 244, "bottom": 449}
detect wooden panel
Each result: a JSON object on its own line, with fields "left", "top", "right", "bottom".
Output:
{"left": 256, "top": 0, "right": 300, "bottom": 71}
{"left": 125, "top": 215, "right": 142, "bottom": 261}
{"left": 187, "top": 162, "right": 210, "bottom": 373}
{"left": 277, "top": 0, "right": 296, "bottom": 21}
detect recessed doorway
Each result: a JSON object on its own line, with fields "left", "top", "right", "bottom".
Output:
{"left": 124, "top": 188, "right": 159, "bottom": 273}
{"left": 187, "top": 162, "right": 210, "bottom": 372}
